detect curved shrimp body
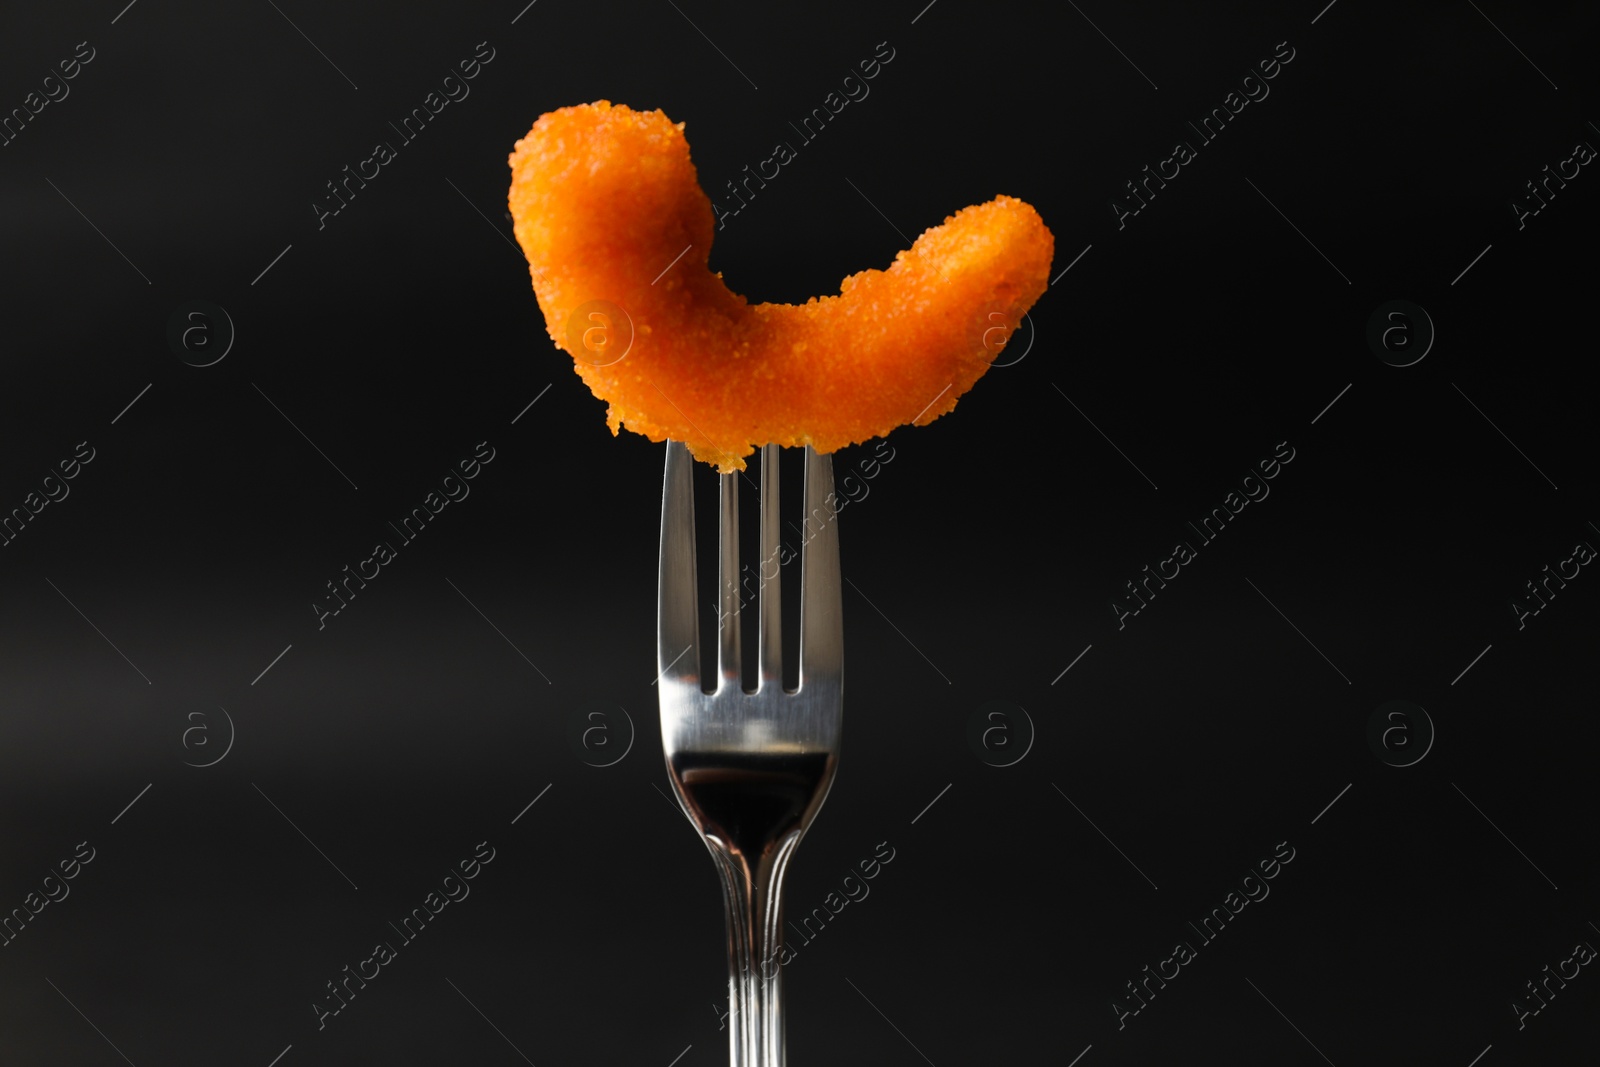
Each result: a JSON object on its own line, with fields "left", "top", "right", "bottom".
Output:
{"left": 509, "top": 100, "right": 1054, "bottom": 472}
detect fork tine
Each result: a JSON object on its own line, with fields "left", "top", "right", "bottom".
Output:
{"left": 757, "top": 444, "right": 781, "bottom": 688}
{"left": 658, "top": 441, "right": 700, "bottom": 688}
{"left": 717, "top": 470, "right": 741, "bottom": 688}
{"left": 798, "top": 446, "right": 843, "bottom": 687}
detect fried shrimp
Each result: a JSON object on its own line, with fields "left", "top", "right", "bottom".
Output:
{"left": 509, "top": 101, "right": 1053, "bottom": 472}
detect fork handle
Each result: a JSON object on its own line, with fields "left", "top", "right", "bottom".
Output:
{"left": 710, "top": 832, "right": 804, "bottom": 1067}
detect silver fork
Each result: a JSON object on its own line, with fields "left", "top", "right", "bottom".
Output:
{"left": 657, "top": 441, "right": 844, "bottom": 1067}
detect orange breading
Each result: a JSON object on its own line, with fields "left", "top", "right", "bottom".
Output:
{"left": 508, "top": 100, "right": 1053, "bottom": 472}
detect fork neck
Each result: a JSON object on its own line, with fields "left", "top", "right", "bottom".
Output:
{"left": 709, "top": 829, "right": 804, "bottom": 1067}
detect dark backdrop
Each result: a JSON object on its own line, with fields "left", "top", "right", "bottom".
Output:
{"left": 0, "top": 0, "right": 1595, "bottom": 1064}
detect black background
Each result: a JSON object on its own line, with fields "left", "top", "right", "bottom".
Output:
{"left": 1, "top": 0, "right": 1596, "bottom": 1063}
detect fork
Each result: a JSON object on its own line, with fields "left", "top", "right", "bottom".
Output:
{"left": 658, "top": 441, "right": 844, "bottom": 1067}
